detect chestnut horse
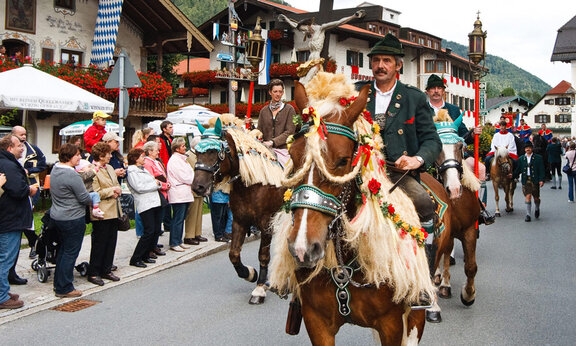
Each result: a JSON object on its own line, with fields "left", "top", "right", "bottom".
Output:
{"left": 270, "top": 74, "right": 432, "bottom": 345}
{"left": 490, "top": 146, "right": 516, "bottom": 216}
{"left": 429, "top": 140, "right": 481, "bottom": 312}
{"left": 192, "top": 119, "right": 286, "bottom": 304}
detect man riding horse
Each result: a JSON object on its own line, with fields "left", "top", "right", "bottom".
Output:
{"left": 357, "top": 34, "right": 442, "bottom": 309}
{"left": 485, "top": 120, "right": 519, "bottom": 180}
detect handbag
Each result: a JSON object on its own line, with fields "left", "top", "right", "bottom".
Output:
{"left": 563, "top": 156, "right": 573, "bottom": 175}
{"left": 117, "top": 200, "right": 131, "bottom": 231}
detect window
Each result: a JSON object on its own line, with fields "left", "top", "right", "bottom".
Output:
{"left": 544, "top": 99, "right": 554, "bottom": 105}
{"left": 425, "top": 60, "right": 447, "bottom": 73}
{"left": 465, "top": 98, "right": 470, "bottom": 111}
{"left": 60, "top": 49, "right": 82, "bottom": 65}
{"left": 418, "top": 37, "right": 425, "bottom": 45}
{"left": 556, "top": 114, "right": 571, "bottom": 123}
{"left": 459, "top": 96, "right": 464, "bottom": 109}
{"left": 346, "top": 50, "right": 363, "bottom": 67}
{"left": 535, "top": 114, "right": 550, "bottom": 123}
{"left": 42, "top": 48, "right": 54, "bottom": 63}
{"left": 220, "top": 90, "right": 227, "bottom": 104}
{"left": 296, "top": 50, "right": 310, "bottom": 63}
{"left": 52, "top": 126, "right": 63, "bottom": 154}
{"left": 555, "top": 97, "right": 571, "bottom": 105}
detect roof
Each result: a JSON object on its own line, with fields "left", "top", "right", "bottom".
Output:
{"left": 174, "top": 58, "right": 210, "bottom": 75}
{"left": 486, "top": 96, "right": 535, "bottom": 112}
{"left": 546, "top": 80, "right": 575, "bottom": 95}
{"left": 551, "top": 15, "right": 576, "bottom": 62}
{"left": 123, "top": 0, "right": 213, "bottom": 56}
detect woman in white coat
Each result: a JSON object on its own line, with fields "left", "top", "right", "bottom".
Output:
{"left": 126, "top": 148, "right": 162, "bottom": 268}
{"left": 167, "top": 138, "right": 195, "bottom": 252}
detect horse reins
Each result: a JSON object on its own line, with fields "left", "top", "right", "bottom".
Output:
{"left": 194, "top": 136, "right": 233, "bottom": 187}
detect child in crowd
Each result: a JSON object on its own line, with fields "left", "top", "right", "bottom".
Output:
{"left": 75, "top": 159, "right": 105, "bottom": 218}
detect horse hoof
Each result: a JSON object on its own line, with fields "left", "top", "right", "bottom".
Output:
{"left": 439, "top": 286, "right": 452, "bottom": 299}
{"left": 460, "top": 293, "right": 475, "bottom": 306}
{"left": 495, "top": 212, "right": 501, "bottom": 217}
{"left": 426, "top": 310, "right": 442, "bottom": 323}
{"left": 249, "top": 295, "right": 265, "bottom": 305}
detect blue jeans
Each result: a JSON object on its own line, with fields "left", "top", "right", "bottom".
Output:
{"left": 568, "top": 172, "right": 576, "bottom": 202}
{"left": 0, "top": 231, "right": 22, "bottom": 304}
{"left": 53, "top": 217, "right": 86, "bottom": 295}
{"left": 135, "top": 210, "right": 143, "bottom": 237}
{"left": 169, "top": 203, "right": 189, "bottom": 247}
{"left": 225, "top": 208, "right": 233, "bottom": 235}
{"left": 210, "top": 202, "right": 229, "bottom": 239}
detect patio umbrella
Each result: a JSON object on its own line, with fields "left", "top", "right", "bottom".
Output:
{"left": 147, "top": 120, "right": 200, "bottom": 137}
{"left": 166, "top": 104, "right": 220, "bottom": 125}
{"left": 59, "top": 120, "right": 121, "bottom": 136}
{"left": 0, "top": 66, "right": 114, "bottom": 125}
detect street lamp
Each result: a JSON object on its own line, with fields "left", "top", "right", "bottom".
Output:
{"left": 246, "top": 17, "right": 265, "bottom": 70}
{"left": 244, "top": 17, "right": 267, "bottom": 128}
{"left": 468, "top": 12, "right": 487, "bottom": 180}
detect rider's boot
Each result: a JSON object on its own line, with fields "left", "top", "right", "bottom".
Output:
{"left": 411, "top": 222, "right": 435, "bottom": 310}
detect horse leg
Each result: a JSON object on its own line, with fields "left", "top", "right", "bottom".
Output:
{"left": 374, "top": 308, "right": 409, "bottom": 344}
{"left": 438, "top": 244, "right": 452, "bottom": 299}
{"left": 505, "top": 184, "right": 513, "bottom": 213}
{"left": 493, "top": 181, "right": 501, "bottom": 216}
{"left": 229, "top": 221, "right": 258, "bottom": 284}
{"left": 249, "top": 230, "right": 273, "bottom": 305}
{"left": 301, "top": 305, "right": 338, "bottom": 346}
{"left": 460, "top": 226, "right": 478, "bottom": 306}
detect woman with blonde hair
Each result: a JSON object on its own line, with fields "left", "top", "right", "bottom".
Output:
{"left": 132, "top": 128, "right": 155, "bottom": 149}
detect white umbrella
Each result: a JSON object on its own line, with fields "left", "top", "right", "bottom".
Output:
{"left": 0, "top": 65, "right": 114, "bottom": 115}
{"left": 147, "top": 120, "right": 200, "bottom": 137}
{"left": 59, "top": 120, "right": 121, "bottom": 136}
{"left": 166, "top": 104, "right": 220, "bottom": 125}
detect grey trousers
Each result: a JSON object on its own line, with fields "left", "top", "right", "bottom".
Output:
{"left": 387, "top": 171, "right": 436, "bottom": 223}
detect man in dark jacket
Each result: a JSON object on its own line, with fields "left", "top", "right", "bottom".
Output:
{"left": 359, "top": 34, "right": 441, "bottom": 315}
{"left": 0, "top": 135, "right": 36, "bottom": 309}
{"left": 515, "top": 141, "right": 544, "bottom": 222}
{"left": 546, "top": 137, "right": 563, "bottom": 189}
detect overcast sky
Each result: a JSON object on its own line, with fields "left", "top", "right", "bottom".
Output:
{"left": 286, "top": 0, "right": 575, "bottom": 88}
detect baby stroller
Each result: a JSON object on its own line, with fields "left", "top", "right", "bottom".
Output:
{"left": 30, "top": 209, "right": 89, "bottom": 283}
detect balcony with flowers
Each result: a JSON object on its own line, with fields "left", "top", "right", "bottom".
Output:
{"left": 0, "top": 57, "right": 173, "bottom": 115}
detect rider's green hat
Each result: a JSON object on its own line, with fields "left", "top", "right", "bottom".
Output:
{"left": 367, "top": 33, "right": 404, "bottom": 57}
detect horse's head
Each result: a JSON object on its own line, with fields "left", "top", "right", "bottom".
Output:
{"left": 493, "top": 145, "right": 512, "bottom": 176}
{"left": 435, "top": 141, "right": 464, "bottom": 199}
{"left": 434, "top": 113, "right": 465, "bottom": 199}
{"left": 284, "top": 79, "right": 370, "bottom": 268}
{"left": 192, "top": 119, "right": 235, "bottom": 196}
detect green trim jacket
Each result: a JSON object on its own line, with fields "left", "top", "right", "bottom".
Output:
{"left": 515, "top": 153, "right": 545, "bottom": 185}
{"left": 359, "top": 81, "right": 441, "bottom": 168}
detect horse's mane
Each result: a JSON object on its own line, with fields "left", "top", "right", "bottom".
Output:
{"left": 433, "top": 109, "right": 451, "bottom": 122}
{"left": 494, "top": 145, "right": 510, "bottom": 159}
{"left": 270, "top": 73, "right": 435, "bottom": 304}
{"left": 225, "top": 126, "right": 284, "bottom": 187}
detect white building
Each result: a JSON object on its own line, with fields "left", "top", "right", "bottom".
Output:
{"left": 551, "top": 15, "right": 576, "bottom": 137}
{"left": 1, "top": 0, "right": 212, "bottom": 162}
{"left": 527, "top": 80, "right": 575, "bottom": 137}
{"left": 194, "top": 0, "right": 478, "bottom": 125}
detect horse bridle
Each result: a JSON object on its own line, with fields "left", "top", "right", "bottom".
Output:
{"left": 288, "top": 121, "right": 373, "bottom": 320}
{"left": 435, "top": 158, "right": 463, "bottom": 184}
{"left": 194, "top": 136, "right": 232, "bottom": 186}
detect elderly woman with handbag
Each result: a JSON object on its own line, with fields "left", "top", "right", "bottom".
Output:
{"left": 86, "top": 142, "right": 123, "bottom": 286}
{"left": 126, "top": 148, "right": 163, "bottom": 268}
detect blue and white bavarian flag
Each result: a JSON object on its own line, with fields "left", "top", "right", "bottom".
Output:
{"left": 90, "top": 0, "right": 124, "bottom": 67}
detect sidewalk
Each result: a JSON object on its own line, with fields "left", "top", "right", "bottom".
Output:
{"left": 0, "top": 214, "right": 256, "bottom": 325}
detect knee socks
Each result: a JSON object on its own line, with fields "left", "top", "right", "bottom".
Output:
{"left": 535, "top": 199, "right": 540, "bottom": 211}
{"left": 552, "top": 175, "right": 557, "bottom": 188}
{"left": 525, "top": 201, "right": 532, "bottom": 216}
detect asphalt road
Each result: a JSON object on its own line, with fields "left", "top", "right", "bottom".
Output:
{"left": 0, "top": 182, "right": 574, "bottom": 345}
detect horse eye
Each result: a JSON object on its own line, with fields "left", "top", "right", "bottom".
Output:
{"left": 336, "top": 157, "right": 349, "bottom": 167}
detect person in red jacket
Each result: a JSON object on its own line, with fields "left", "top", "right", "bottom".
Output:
{"left": 158, "top": 120, "right": 173, "bottom": 167}
{"left": 84, "top": 111, "right": 111, "bottom": 153}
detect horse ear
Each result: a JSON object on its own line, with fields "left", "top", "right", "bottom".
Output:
{"left": 196, "top": 120, "right": 206, "bottom": 134}
{"left": 294, "top": 80, "right": 308, "bottom": 113}
{"left": 214, "top": 118, "right": 222, "bottom": 136}
{"left": 343, "top": 84, "right": 370, "bottom": 127}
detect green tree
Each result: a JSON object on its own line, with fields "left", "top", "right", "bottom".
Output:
{"left": 147, "top": 54, "right": 183, "bottom": 93}
{"left": 0, "top": 109, "right": 16, "bottom": 126}
{"left": 500, "top": 87, "right": 515, "bottom": 97}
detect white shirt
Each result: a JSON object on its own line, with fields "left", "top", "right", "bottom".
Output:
{"left": 490, "top": 131, "right": 517, "bottom": 156}
{"left": 374, "top": 81, "right": 396, "bottom": 114}
{"left": 525, "top": 153, "right": 532, "bottom": 176}
{"left": 428, "top": 100, "right": 446, "bottom": 116}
